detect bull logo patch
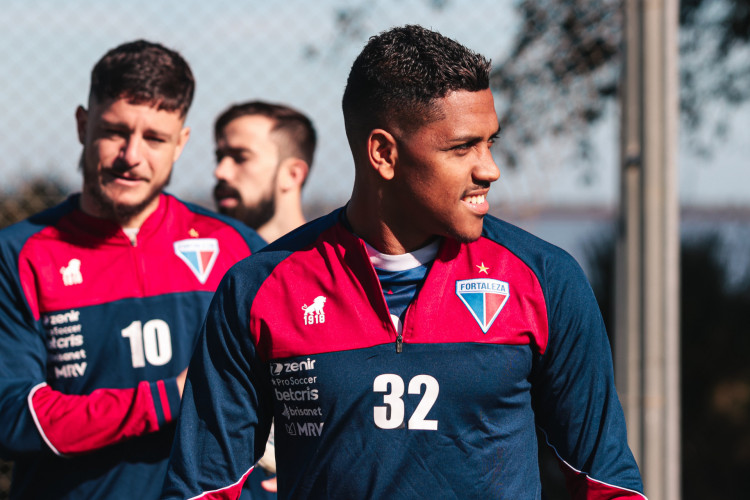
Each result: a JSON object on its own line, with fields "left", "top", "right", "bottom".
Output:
{"left": 174, "top": 238, "right": 219, "bottom": 284}
{"left": 455, "top": 279, "right": 509, "bottom": 333}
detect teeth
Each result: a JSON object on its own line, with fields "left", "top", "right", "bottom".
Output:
{"left": 464, "top": 195, "right": 485, "bottom": 205}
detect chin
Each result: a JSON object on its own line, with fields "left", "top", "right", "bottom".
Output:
{"left": 453, "top": 233, "right": 483, "bottom": 244}
{"left": 447, "top": 220, "right": 485, "bottom": 243}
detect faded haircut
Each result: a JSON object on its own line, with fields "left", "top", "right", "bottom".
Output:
{"left": 342, "top": 24, "right": 491, "bottom": 147}
{"left": 214, "top": 100, "right": 317, "bottom": 168}
{"left": 89, "top": 40, "right": 195, "bottom": 118}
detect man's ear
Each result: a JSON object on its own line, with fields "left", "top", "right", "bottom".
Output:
{"left": 278, "top": 157, "right": 309, "bottom": 192}
{"left": 172, "top": 126, "right": 191, "bottom": 163}
{"left": 367, "top": 129, "right": 398, "bottom": 181}
{"left": 75, "top": 106, "right": 88, "bottom": 145}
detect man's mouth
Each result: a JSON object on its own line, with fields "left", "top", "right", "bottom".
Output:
{"left": 216, "top": 197, "right": 239, "bottom": 209}
{"left": 462, "top": 194, "right": 486, "bottom": 205}
{"left": 213, "top": 184, "right": 241, "bottom": 208}
{"left": 105, "top": 170, "right": 145, "bottom": 184}
{"left": 461, "top": 193, "right": 490, "bottom": 215}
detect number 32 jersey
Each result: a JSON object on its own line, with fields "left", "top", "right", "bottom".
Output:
{"left": 0, "top": 193, "right": 265, "bottom": 499}
{"left": 163, "top": 208, "right": 646, "bottom": 500}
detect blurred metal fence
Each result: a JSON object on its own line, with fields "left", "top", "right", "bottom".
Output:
{"left": 0, "top": 0, "right": 526, "bottom": 227}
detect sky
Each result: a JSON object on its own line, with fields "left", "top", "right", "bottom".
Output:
{"left": 0, "top": 0, "right": 747, "bottom": 217}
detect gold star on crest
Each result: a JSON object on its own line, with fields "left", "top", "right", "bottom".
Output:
{"left": 189, "top": 228, "right": 199, "bottom": 238}
{"left": 476, "top": 262, "right": 489, "bottom": 274}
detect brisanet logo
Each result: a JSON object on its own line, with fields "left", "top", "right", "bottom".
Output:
{"left": 269, "top": 357, "right": 317, "bottom": 376}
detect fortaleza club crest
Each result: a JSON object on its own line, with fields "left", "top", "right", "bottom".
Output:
{"left": 455, "top": 279, "right": 510, "bottom": 333}
{"left": 173, "top": 238, "right": 219, "bottom": 284}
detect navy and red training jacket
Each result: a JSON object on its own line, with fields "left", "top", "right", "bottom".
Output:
{"left": 163, "top": 208, "right": 646, "bottom": 499}
{"left": 0, "top": 193, "right": 265, "bottom": 499}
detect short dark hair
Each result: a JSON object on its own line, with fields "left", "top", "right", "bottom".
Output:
{"left": 214, "top": 101, "right": 317, "bottom": 167}
{"left": 342, "top": 25, "right": 491, "bottom": 146}
{"left": 89, "top": 40, "right": 195, "bottom": 118}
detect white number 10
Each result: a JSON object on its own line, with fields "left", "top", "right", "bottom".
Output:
{"left": 373, "top": 374, "right": 439, "bottom": 430}
{"left": 121, "top": 320, "right": 173, "bottom": 368}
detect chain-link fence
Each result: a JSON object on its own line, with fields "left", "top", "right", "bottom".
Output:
{"left": 0, "top": 0, "right": 528, "bottom": 224}
{"left": 1, "top": 0, "right": 749, "bottom": 498}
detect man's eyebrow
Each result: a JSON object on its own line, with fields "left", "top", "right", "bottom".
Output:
{"left": 448, "top": 126, "right": 502, "bottom": 144}
{"left": 97, "top": 118, "right": 128, "bottom": 129}
{"left": 216, "top": 146, "right": 254, "bottom": 156}
{"left": 97, "top": 119, "right": 173, "bottom": 139}
{"left": 144, "top": 128, "right": 173, "bottom": 139}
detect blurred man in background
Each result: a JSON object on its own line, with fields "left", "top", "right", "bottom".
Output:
{"left": 212, "top": 100, "right": 317, "bottom": 496}
{"left": 213, "top": 101, "right": 316, "bottom": 243}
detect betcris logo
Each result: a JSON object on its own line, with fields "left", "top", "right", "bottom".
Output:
{"left": 270, "top": 357, "right": 317, "bottom": 376}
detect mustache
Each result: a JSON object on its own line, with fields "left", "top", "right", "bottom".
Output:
{"left": 213, "top": 181, "right": 240, "bottom": 200}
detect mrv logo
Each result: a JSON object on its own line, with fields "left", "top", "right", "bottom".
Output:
{"left": 285, "top": 421, "right": 324, "bottom": 437}
{"left": 55, "top": 362, "right": 87, "bottom": 378}
{"left": 270, "top": 357, "right": 316, "bottom": 376}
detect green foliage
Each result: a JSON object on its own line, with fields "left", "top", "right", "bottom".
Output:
{"left": 491, "top": 0, "right": 750, "bottom": 171}
{"left": 0, "top": 178, "right": 70, "bottom": 230}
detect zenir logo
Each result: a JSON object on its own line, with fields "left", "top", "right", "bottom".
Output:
{"left": 270, "top": 363, "right": 284, "bottom": 376}
{"left": 269, "top": 358, "right": 317, "bottom": 376}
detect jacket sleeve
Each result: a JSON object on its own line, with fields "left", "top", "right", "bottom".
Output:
{"left": 530, "top": 252, "right": 647, "bottom": 499}
{"left": 162, "top": 262, "right": 273, "bottom": 499}
{"left": 162, "top": 267, "right": 273, "bottom": 500}
{"left": 0, "top": 246, "right": 182, "bottom": 458}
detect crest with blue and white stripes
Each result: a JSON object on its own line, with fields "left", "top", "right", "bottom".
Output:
{"left": 455, "top": 278, "right": 510, "bottom": 333}
{"left": 173, "top": 238, "right": 219, "bottom": 284}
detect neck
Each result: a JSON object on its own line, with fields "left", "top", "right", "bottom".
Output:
{"left": 79, "top": 192, "right": 160, "bottom": 230}
{"left": 347, "top": 183, "right": 431, "bottom": 255}
{"left": 257, "top": 200, "right": 306, "bottom": 243}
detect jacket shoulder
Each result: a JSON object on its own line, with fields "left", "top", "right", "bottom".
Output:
{"left": 481, "top": 215, "right": 587, "bottom": 287}
{"left": 167, "top": 195, "right": 267, "bottom": 253}
{"left": 0, "top": 197, "right": 77, "bottom": 254}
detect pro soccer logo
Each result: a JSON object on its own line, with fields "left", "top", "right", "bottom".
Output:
{"left": 173, "top": 238, "right": 219, "bottom": 284}
{"left": 455, "top": 279, "right": 510, "bottom": 333}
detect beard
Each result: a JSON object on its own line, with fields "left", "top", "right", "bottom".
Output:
{"left": 214, "top": 180, "right": 276, "bottom": 230}
{"left": 241, "top": 192, "right": 276, "bottom": 231}
{"left": 79, "top": 153, "right": 170, "bottom": 224}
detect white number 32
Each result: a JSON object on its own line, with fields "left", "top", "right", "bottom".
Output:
{"left": 373, "top": 374, "right": 439, "bottom": 430}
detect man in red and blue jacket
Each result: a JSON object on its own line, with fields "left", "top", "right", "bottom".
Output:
{"left": 163, "top": 25, "right": 646, "bottom": 499}
{"left": 0, "top": 40, "right": 264, "bottom": 499}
